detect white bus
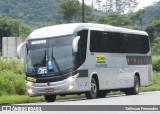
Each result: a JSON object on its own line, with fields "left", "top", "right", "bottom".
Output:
{"left": 17, "top": 23, "right": 152, "bottom": 102}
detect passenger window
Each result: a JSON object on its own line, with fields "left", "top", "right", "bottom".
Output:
{"left": 90, "top": 30, "right": 103, "bottom": 52}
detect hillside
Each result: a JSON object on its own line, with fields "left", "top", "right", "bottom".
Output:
{"left": 0, "top": 0, "right": 63, "bottom": 27}
{"left": 0, "top": 0, "right": 160, "bottom": 28}
{"left": 143, "top": 1, "right": 160, "bottom": 26}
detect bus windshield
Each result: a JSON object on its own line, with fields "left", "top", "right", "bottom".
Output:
{"left": 26, "top": 35, "right": 75, "bottom": 75}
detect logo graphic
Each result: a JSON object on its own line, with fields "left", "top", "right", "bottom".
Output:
{"left": 2, "top": 106, "right": 11, "bottom": 111}
{"left": 96, "top": 55, "right": 106, "bottom": 63}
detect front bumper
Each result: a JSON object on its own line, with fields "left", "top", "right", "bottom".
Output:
{"left": 26, "top": 74, "right": 79, "bottom": 96}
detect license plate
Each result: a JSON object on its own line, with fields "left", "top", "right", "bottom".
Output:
{"left": 45, "top": 88, "right": 54, "bottom": 92}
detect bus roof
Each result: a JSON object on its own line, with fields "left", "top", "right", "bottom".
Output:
{"left": 28, "top": 23, "right": 148, "bottom": 39}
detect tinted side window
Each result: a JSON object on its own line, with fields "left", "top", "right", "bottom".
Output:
{"left": 125, "top": 34, "right": 149, "bottom": 54}
{"left": 103, "top": 32, "right": 112, "bottom": 52}
{"left": 91, "top": 31, "right": 123, "bottom": 53}
{"left": 103, "top": 32, "right": 122, "bottom": 53}
{"left": 112, "top": 32, "right": 122, "bottom": 53}
{"left": 90, "top": 31, "right": 103, "bottom": 52}
{"left": 90, "top": 30, "right": 150, "bottom": 54}
{"left": 140, "top": 35, "right": 150, "bottom": 54}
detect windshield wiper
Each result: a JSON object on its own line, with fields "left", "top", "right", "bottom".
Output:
{"left": 51, "top": 49, "right": 61, "bottom": 73}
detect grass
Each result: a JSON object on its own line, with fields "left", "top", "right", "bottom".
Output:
{"left": 0, "top": 94, "right": 85, "bottom": 104}
{"left": 0, "top": 95, "right": 44, "bottom": 104}
{"left": 140, "top": 71, "right": 160, "bottom": 92}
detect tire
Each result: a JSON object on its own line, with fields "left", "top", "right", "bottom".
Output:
{"left": 97, "top": 90, "right": 106, "bottom": 98}
{"left": 85, "top": 78, "right": 97, "bottom": 99}
{"left": 44, "top": 95, "right": 56, "bottom": 102}
{"left": 125, "top": 76, "right": 140, "bottom": 95}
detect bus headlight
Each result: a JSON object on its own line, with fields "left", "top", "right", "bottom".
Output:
{"left": 26, "top": 81, "right": 34, "bottom": 86}
{"left": 67, "top": 73, "right": 79, "bottom": 82}
{"left": 68, "top": 77, "right": 74, "bottom": 82}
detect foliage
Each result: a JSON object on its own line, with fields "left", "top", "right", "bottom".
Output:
{"left": 96, "top": 12, "right": 132, "bottom": 27}
{"left": 0, "top": 0, "right": 158, "bottom": 28}
{"left": 149, "top": 15, "right": 160, "bottom": 27}
{"left": 59, "top": 0, "right": 81, "bottom": 23}
{"left": 152, "top": 37, "right": 160, "bottom": 55}
{"left": 83, "top": 4, "right": 92, "bottom": 22}
{"left": 0, "top": 0, "right": 63, "bottom": 27}
{"left": 59, "top": 0, "right": 92, "bottom": 23}
{"left": 152, "top": 56, "right": 160, "bottom": 71}
{"left": 140, "top": 71, "right": 160, "bottom": 92}
{"left": 0, "top": 14, "right": 32, "bottom": 38}
{"left": 129, "top": 9, "right": 146, "bottom": 29}
{"left": 143, "top": 1, "right": 160, "bottom": 27}
{"left": 19, "top": 24, "right": 32, "bottom": 37}
{"left": 0, "top": 95, "right": 44, "bottom": 104}
{"left": 114, "top": 0, "right": 138, "bottom": 13}
{"left": 0, "top": 59, "right": 26, "bottom": 96}
{"left": 91, "top": 0, "right": 138, "bottom": 13}
{"left": 145, "top": 15, "right": 160, "bottom": 43}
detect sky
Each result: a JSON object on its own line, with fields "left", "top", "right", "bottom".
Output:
{"left": 83, "top": 0, "right": 160, "bottom": 11}
{"left": 137, "top": 0, "right": 159, "bottom": 10}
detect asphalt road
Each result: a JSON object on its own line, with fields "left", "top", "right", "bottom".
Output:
{"left": 1, "top": 91, "right": 160, "bottom": 114}
{"left": 27, "top": 91, "right": 160, "bottom": 105}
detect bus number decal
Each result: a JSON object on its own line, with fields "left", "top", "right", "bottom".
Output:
{"left": 37, "top": 67, "right": 48, "bottom": 74}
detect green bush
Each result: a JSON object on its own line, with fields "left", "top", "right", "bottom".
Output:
{"left": 152, "top": 56, "right": 160, "bottom": 71}
{"left": 0, "top": 59, "right": 24, "bottom": 74}
{"left": 0, "top": 59, "right": 26, "bottom": 96}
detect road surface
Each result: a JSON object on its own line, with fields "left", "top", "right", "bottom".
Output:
{"left": 1, "top": 91, "right": 160, "bottom": 114}
{"left": 24, "top": 91, "right": 160, "bottom": 105}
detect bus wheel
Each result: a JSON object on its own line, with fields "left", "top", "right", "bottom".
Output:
{"left": 85, "top": 78, "right": 97, "bottom": 99}
{"left": 125, "top": 76, "right": 140, "bottom": 95}
{"left": 44, "top": 95, "right": 56, "bottom": 102}
{"left": 97, "top": 91, "right": 106, "bottom": 98}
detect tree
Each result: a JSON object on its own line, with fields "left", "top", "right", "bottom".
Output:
{"left": 0, "top": 0, "right": 63, "bottom": 27}
{"left": 0, "top": 14, "right": 32, "bottom": 37}
{"left": 0, "top": 14, "right": 32, "bottom": 51}
{"left": 145, "top": 15, "right": 160, "bottom": 42}
{"left": 152, "top": 37, "right": 160, "bottom": 55}
{"left": 149, "top": 14, "right": 160, "bottom": 27}
{"left": 83, "top": 4, "right": 92, "bottom": 22}
{"left": 129, "top": 9, "right": 146, "bottom": 29}
{"left": 147, "top": 15, "right": 160, "bottom": 55}
{"left": 19, "top": 24, "right": 32, "bottom": 37}
{"left": 59, "top": 0, "right": 81, "bottom": 23}
{"left": 95, "top": 0, "right": 138, "bottom": 13}
{"left": 122, "top": 0, "right": 138, "bottom": 13}
{"left": 59, "top": 0, "right": 92, "bottom": 23}
{"left": 96, "top": 12, "right": 131, "bottom": 26}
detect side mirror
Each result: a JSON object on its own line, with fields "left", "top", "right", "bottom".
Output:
{"left": 72, "top": 36, "right": 80, "bottom": 52}
{"left": 17, "top": 42, "right": 26, "bottom": 59}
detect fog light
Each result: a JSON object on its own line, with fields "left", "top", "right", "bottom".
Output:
{"left": 68, "top": 85, "right": 73, "bottom": 90}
